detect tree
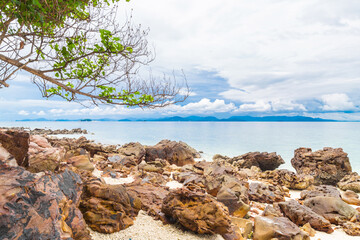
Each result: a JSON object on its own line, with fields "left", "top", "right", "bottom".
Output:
{"left": 0, "top": 0, "right": 188, "bottom": 107}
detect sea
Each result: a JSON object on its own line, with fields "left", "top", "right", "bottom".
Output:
{"left": 1, "top": 121, "right": 359, "bottom": 173}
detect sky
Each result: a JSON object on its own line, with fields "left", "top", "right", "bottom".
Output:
{"left": 1, "top": 0, "right": 360, "bottom": 121}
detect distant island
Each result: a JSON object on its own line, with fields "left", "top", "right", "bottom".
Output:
{"left": 16, "top": 115, "right": 340, "bottom": 122}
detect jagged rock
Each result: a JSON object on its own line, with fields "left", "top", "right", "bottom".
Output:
{"left": 338, "top": 172, "right": 360, "bottom": 193}
{"left": 291, "top": 147, "right": 352, "bottom": 185}
{"left": 257, "top": 169, "right": 313, "bottom": 190}
{"left": 28, "top": 135, "right": 65, "bottom": 172}
{"left": 253, "top": 216, "right": 310, "bottom": 240}
{"left": 341, "top": 190, "right": 360, "bottom": 206}
{"left": 162, "top": 188, "right": 236, "bottom": 237}
{"left": 0, "top": 143, "right": 18, "bottom": 166}
{"left": 68, "top": 155, "right": 94, "bottom": 171}
{"left": 213, "top": 152, "right": 284, "bottom": 171}
{"left": 0, "top": 129, "right": 29, "bottom": 167}
{"left": 108, "top": 142, "right": 145, "bottom": 167}
{"left": 299, "top": 185, "right": 341, "bottom": 201}
{"left": 145, "top": 140, "right": 198, "bottom": 166}
{"left": 231, "top": 217, "right": 253, "bottom": 239}
{"left": 278, "top": 200, "right": 333, "bottom": 233}
{"left": 30, "top": 127, "right": 88, "bottom": 135}
{"left": 0, "top": 164, "right": 90, "bottom": 239}
{"left": 342, "top": 222, "right": 360, "bottom": 236}
{"left": 248, "top": 182, "right": 286, "bottom": 203}
{"left": 217, "top": 181, "right": 250, "bottom": 217}
{"left": 304, "top": 196, "right": 358, "bottom": 224}
{"left": 126, "top": 181, "right": 170, "bottom": 222}
{"left": 262, "top": 204, "right": 284, "bottom": 217}
{"left": 79, "top": 178, "right": 141, "bottom": 233}
{"left": 301, "top": 223, "right": 316, "bottom": 237}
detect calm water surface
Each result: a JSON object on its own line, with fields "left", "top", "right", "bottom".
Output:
{"left": 1, "top": 121, "right": 359, "bottom": 172}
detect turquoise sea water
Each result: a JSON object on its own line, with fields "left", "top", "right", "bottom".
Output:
{"left": 1, "top": 121, "right": 360, "bottom": 172}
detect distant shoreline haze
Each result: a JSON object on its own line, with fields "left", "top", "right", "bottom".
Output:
{"left": 13, "top": 115, "right": 346, "bottom": 122}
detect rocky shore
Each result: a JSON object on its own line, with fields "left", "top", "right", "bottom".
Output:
{"left": 1, "top": 127, "right": 360, "bottom": 240}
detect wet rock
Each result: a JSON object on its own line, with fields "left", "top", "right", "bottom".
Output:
{"left": 68, "top": 155, "right": 94, "bottom": 171}
{"left": 291, "top": 147, "right": 352, "bottom": 185}
{"left": 341, "top": 190, "right": 360, "bottom": 206}
{"left": 145, "top": 140, "right": 198, "bottom": 166}
{"left": 304, "top": 196, "right": 358, "bottom": 224}
{"left": 214, "top": 152, "right": 285, "bottom": 171}
{"left": 253, "top": 216, "right": 310, "bottom": 240}
{"left": 257, "top": 169, "right": 314, "bottom": 190}
{"left": 299, "top": 185, "right": 341, "bottom": 201}
{"left": 248, "top": 182, "right": 286, "bottom": 203}
{"left": 28, "top": 135, "right": 65, "bottom": 172}
{"left": 162, "top": 188, "right": 235, "bottom": 237}
{"left": 0, "top": 164, "right": 90, "bottom": 240}
{"left": 0, "top": 129, "right": 29, "bottom": 167}
{"left": 338, "top": 172, "right": 360, "bottom": 193}
{"left": 79, "top": 178, "right": 141, "bottom": 233}
{"left": 278, "top": 200, "right": 333, "bottom": 233}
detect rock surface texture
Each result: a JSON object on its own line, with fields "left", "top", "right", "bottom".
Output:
{"left": 80, "top": 178, "right": 141, "bottom": 233}
{"left": 0, "top": 129, "right": 29, "bottom": 167}
{"left": 145, "top": 140, "right": 198, "bottom": 166}
{"left": 0, "top": 164, "right": 90, "bottom": 240}
{"left": 291, "top": 147, "right": 352, "bottom": 185}
{"left": 248, "top": 182, "right": 286, "bottom": 203}
{"left": 338, "top": 172, "right": 360, "bottom": 193}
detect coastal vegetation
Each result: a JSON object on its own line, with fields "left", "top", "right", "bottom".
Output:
{"left": 0, "top": 0, "right": 188, "bottom": 107}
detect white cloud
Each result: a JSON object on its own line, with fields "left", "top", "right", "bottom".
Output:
{"left": 18, "top": 110, "right": 29, "bottom": 116}
{"left": 238, "top": 101, "right": 272, "bottom": 112}
{"left": 321, "top": 93, "right": 356, "bottom": 111}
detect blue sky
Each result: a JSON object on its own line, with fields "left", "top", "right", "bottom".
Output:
{"left": 1, "top": 0, "right": 360, "bottom": 121}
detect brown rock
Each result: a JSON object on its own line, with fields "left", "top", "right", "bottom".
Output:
{"left": 68, "top": 155, "right": 94, "bottom": 171}
{"left": 301, "top": 223, "right": 316, "bottom": 237}
{"left": 162, "top": 188, "right": 235, "bottom": 237}
{"left": 342, "top": 222, "right": 360, "bottom": 236}
{"left": 145, "top": 140, "right": 198, "bottom": 166}
{"left": 0, "top": 129, "right": 29, "bottom": 167}
{"left": 28, "top": 135, "right": 65, "bottom": 172}
{"left": 79, "top": 178, "right": 141, "bottom": 233}
{"left": 300, "top": 185, "right": 341, "bottom": 201}
{"left": 278, "top": 200, "right": 333, "bottom": 233}
{"left": 231, "top": 217, "right": 253, "bottom": 239}
{"left": 214, "top": 152, "right": 285, "bottom": 171}
{"left": 338, "top": 172, "right": 360, "bottom": 193}
{"left": 262, "top": 204, "right": 284, "bottom": 217}
{"left": 291, "top": 147, "right": 352, "bottom": 185}
{"left": 108, "top": 142, "right": 145, "bottom": 167}
{"left": 253, "top": 216, "right": 310, "bottom": 240}
{"left": 0, "top": 164, "right": 90, "bottom": 239}
{"left": 341, "top": 190, "right": 360, "bottom": 206}
{"left": 126, "top": 181, "right": 170, "bottom": 221}
{"left": 257, "top": 169, "right": 314, "bottom": 190}
{"left": 304, "top": 196, "right": 358, "bottom": 224}
{"left": 248, "top": 182, "right": 286, "bottom": 203}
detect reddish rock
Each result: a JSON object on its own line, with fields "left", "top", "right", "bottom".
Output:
{"left": 0, "top": 164, "right": 90, "bottom": 239}
{"left": 278, "top": 200, "right": 333, "bottom": 233}
{"left": 145, "top": 140, "right": 198, "bottom": 166}
{"left": 162, "top": 188, "right": 236, "bottom": 237}
{"left": 0, "top": 129, "right": 29, "bottom": 167}
{"left": 80, "top": 178, "right": 141, "bottom": 233}
{"left": 248, "top": 182, "right": 286, "bottom": 203}
{"left": 109, "top": 142, "right": 146, "bottom": 167}
{"left": 291, "top": 147, "right": 352, "bottom": 185}
{"left": 300, "top": 185, "right": 341, "bottom": 201}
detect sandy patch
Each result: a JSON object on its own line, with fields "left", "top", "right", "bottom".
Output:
{"left": 89, "top": 210, "right": 224, "bottom": 240}
{"left": 313, "top": 228, "right": 359, "bottom": 240}
{"left": 166, "top": 180, "right": 183, "bottom": 189}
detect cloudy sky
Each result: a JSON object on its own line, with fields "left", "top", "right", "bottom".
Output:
{"left": 1, "top": 0, "right": 360, "bottom": 120}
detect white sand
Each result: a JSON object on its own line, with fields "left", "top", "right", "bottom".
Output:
{"left": 103, "top": 176, "right": 135, "bottom": 185}
{"left": 89, "top": 210, "right": 224, "bottom": 240}
{"left": 312, "top": 228, "right": 359, "bottom": 240}
{"left": 166, "top": 180, "right": 183, "bottom": 189}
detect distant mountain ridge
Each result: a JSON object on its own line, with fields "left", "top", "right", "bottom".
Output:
{"left": 16, "top": 115, "right": 337, "bottom": 122}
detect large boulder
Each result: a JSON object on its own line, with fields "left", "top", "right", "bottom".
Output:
{"left": 145, "top": 140, "right": 198, "bottom": 166}
{"left": 0, "top": 164, "right": 90, "bottom": 240}
{"left": 28, "top": 135, "right": 65, "bottom": 172}
{"left": 0, "top": 129, "right": 29, "bottom": 167}
{"left": 257, "top": 169, "right": 314, "bottom": 190}
{"left": 277, "top": 200, "right": 333, "bottom": 233}
{"left": 79, "top": 178, "right": 141, "bottom": 233}
{"left": 291, "top": 147, "right": 352, "bottom": 185}
{"left": 304, "top": 196, "right": 358, "bottom": 224}
{"left": 214, "top": 152, "right": 284, "bottom": 171}
{"left": 299, "top": 185, "right": 341, "bottom": 201}
{"left": 248, "top": 182, "right": 286, "bottom": 203}
{"left": 253, "top": 216, "right": 310, "bottom": 240}
{"left": 338, "top": 172, "right": 360, "bottom": 193}
{"left": 108, "top": 142, "right": 146, "bottom": 167}
{"left": 162, "top": 188, "right": 237, "bottom": 238}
